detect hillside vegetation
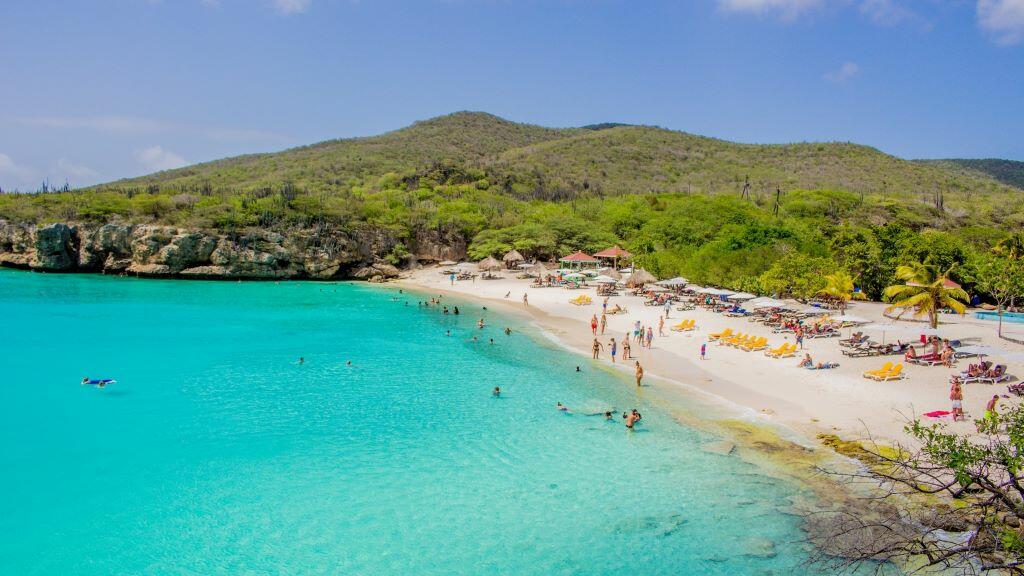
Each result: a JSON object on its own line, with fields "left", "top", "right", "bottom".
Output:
{"left": 920, "top": 158, "right": 1024, "bottom": 191}
{"left": 2, "top": 111, "right": 1022, "bottom": 299}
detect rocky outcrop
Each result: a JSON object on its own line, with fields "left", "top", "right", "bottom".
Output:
{"left": 0, "top": 220, "right": 467, "bottom": 280}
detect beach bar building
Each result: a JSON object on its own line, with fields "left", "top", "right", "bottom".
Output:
{"left": 559, "top": 251, "right": 600, "bottom": 270}
{"left": 593, "top": 245, "right": 632, "bottom": 270}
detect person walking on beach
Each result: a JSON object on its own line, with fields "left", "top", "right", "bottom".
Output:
{"left": 982, "top": 395, "right": 1000, "bottom": 430}
{"left": 950, "top": 380, "right": 964, "bottom": 421}
{"left": 522, "top": 293, "right": 529, "bottom": 307}
{"left": 590, "top": 314, "right": 599, "bottom": 335}
{"left": 449, "top": 273, "right": 455, "bottom": 285}
{"left": 635, "top": 361, "right": 644, "bottom": 387}
{"left": 633, "top": 321, "right": 641, "bottom": 344}
{"left": 610, "top": 338, "right": 618, "bottom": 363}
{"left": 603, "top": 297, "right": 608, "bottom": 314}
{"left": 600, "top": 313, "right": 607, "bottom": 335}
{"left": 658, "top": 316, "right": 665, "bottom": 337}
{"left": 664, "top": 300, "right": 671, "bottom": 319}
{"left": 623, "top": 335, "right": 631, "bottom": 361}
{"left": 646, "top": 327, "right": 654, "bottom": 349}
{"left": 592, "top": 338, "right": 604, "bottom": 359}
{"left": 700, "top": 342, "right": 707, "bottom": 361}
{"left": 795, "top": 327, "right": 804, "bottom": 350}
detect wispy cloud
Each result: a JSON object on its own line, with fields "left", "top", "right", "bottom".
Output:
{"left": 273, "top": 0, "right": 311, "bottom": 15}
{"left": 13, "top": 115, "right": 287, "bottom": 143}
{"left": 824, "top": 61, "right": 861, "bottom": 83}
{"left": 978, "top": 0, "right": 1024, "bottom": 45}
{"left": 717, "top": 0, "right": 823, "bottom": 20}
{"left": 55, "top": 159, "right": 99, "bottom": 181}
{"left": 859, "top": 0, "right": 916, "bottom": 26}
{"left": 136, "top": 146, "right": 189, "bottom": 172}
{"left": 0, "top": 153, "right": 35, "bottom": 180}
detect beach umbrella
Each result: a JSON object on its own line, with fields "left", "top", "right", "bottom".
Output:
{"left": 1004, "top": 352, "right": 1024, "bottom": 363}
{"left": 833, "top": 315, "right": 869, "bottom": 324}
{"left": 564, "top": 272, "right": 585, "bottom": 280}
{"left": 604, "top": 268, "right": 622, "bottom": 280}
{"left": 646, "top": 285, "right": 670, "bottom": 293}
{"left": 862, "top": 323, "right": 915, "bottom": 344}
{"left": 954, "top": 344, "right": 1002, "bottom": 358}
{"left": 625, "top": 268, "right": 657, "bottom": 287}
{"left": 502, "top": 250, "right": 525, "bottom": 264}
{"left": 592, "top": 275, "right": 617, "bottom": 284}
{"left": 696, "top": 287, "right": 718, "bottom": 295}
{"left": 478, "top": 256, "right": 503, "bottom": 271}
{"left": 581, "top": 269, "right": 599, "bottom": 277}
{"left": 751, "top": 298, "right": 787, "bottom": 309}
{"left": 685, "top": 284, "right": 704, "bottom": 292}
{"left": 728, "top": 292, "right": 756, "bottom": 301}
{"left": 456, "top": 262, "right": 475, "bottom": 271}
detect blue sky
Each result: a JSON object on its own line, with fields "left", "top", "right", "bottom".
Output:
{"left": 1, "top": 0, "right": 1022, "bottom": 190}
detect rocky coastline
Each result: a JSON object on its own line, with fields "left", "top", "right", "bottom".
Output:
{"left": 0, "top": 220, "right": 466, "bottom": 282}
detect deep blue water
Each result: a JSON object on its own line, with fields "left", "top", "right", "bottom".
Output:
{"left": 0, "top": 269, "right": 826, "bottom": 575}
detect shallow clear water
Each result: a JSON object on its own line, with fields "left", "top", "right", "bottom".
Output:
{"left": 1, "top": 269, "right": 826, "bottom": 575}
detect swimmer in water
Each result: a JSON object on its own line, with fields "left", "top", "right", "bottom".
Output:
{"left": 489, "top": 338, "right": 494, "bottom": 345}
{"left": 478, "top": 318, "right": 486, "bottom": 329}
{"left": 504, "top": 327, "right": 512, "bottom": 336}
{"left": 493, "top": 386, "right": 501, "bottom": 397}
{"left": 575, "top": 366, "right": 581, "bottom": 372}
{"left": 557, "top": 402, "right": 570, "bottom": 412}
{"left": 346, "top": 360, "right": 352, "bottom": 367}
{"left": 623, "top": 411, "right": 640, "bottom": 429}
{"left": 446, "top": 330, "right": 451, "bottom": 337}
{"left": 299, "top": 357, "right": 305, "bottom": 364}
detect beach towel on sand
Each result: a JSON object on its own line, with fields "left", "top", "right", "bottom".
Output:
{"left": 923, "top": 410, "right": 951, "bottom": 419}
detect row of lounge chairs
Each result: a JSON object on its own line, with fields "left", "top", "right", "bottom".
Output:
{"left": 719, "top": 334, "right": 768, "bottom": 351}
{"left": 863, "top": 362, "right": 905, "bottom": 381}
{"left": 957, "top": 363, "right": 1010, "bottom": 385}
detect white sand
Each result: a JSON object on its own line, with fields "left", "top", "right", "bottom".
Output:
{"left": 399, "top": 267, "right": 1024, "bottom": 444}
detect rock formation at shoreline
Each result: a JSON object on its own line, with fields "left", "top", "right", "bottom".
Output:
{"left": 0, "top": 220, "right": 466, "bottom": 281}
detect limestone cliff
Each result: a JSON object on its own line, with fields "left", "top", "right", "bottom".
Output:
{"left": 0, "top": 221, "right": 467, "bottom": 281}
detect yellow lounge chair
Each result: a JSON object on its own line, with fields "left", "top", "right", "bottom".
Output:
{"left": 871, "top": 364, "right": 905, "bottom": 381}
{"left": 745, "top": 337, "right": 768, "bottom": 352}
{"left": 683, "top": 319, "right": 697, "bottom": 331}
{"left": 777, "top": 343, "right": 798, "bottom": 358}
{"left": 765, "top": 342, "right": 792, "bottom": 357}
{"left": 863, "top": 362, "right": 893, "bottom": 379}
{"left": 709, "top": 328, "right": 733, "bottom": 341}
{"left": 671, "top": 320, "right": 693, "bottom": 332}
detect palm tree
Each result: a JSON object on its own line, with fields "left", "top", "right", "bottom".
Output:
{"left": 883, "top": 261, "right": 968, "bottom": 328}
{"left": 817, "top": 270, "right": 867, "bottom": 314}
{"left": 994, "top": 232, "right": 1024, "bottom": 260}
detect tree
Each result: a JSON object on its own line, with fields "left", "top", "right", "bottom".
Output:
{"left": 817, "top": 270, "right": 868, "bottom": 314}
{"left": 973, "top": 254, "right": 1024, "bottom": 337}
{"left": 758, "top": 253, "right": 836, "bottom": 299}
{"left": 883, "top": 261, "right": 968, "bottom": 328}
{"left": 995, "top": 233, "right": 1024, "bottom": 261}
{"left": 814, "top": 404, "right": 1024, "bottom": 574}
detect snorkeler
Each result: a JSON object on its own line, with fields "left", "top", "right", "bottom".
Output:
{"left": 493, "top": 386, "right": 501, "bottom": 397}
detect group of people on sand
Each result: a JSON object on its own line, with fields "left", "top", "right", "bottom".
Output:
{"left": 797, "top": 354, "right": 839, "bottom": 371}
{"left": 557, "top": 403, "right": 644, "bottom": 429}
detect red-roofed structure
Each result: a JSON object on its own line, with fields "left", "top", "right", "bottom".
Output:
{"left": 593, "top": 245, "right": 633, "bottom": 269}
{"left": 559, "top": 251, "right": 599, "bottom": 268}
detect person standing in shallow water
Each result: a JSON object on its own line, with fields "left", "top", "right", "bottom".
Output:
{"left": 600, "top": 313, "right": 607, "bottom": 335}
{"left": 635, "top": 361, "right": 644, "bottom": 387}
{"left": 622, "top": 335, "right": 631, "bottom": 361}
{"left": 609, "top": 338, "right": 617, "bottom": 363}
{"left": 592, "top": 338, "right": 604, "bottom": 359}
{"left": 522, "top": 293, "right": 529, "bottom": 306}
{"left": 658, "top": 316, "right": 665, "bottom": 337}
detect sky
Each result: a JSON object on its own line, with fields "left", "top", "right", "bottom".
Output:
{"left": 1, "top": 0, "right": 1022, "bottom": 191}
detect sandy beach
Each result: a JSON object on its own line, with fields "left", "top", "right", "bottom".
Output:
{"left": 399, "top": 267, "right": 1024, "bottom": 445}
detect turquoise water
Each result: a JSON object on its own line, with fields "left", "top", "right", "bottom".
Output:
{"left": 1, "top": 269, "right": 825, "bottom": 575}
{"left": 976, "top": 310, "right": 1024, "bottom": 324}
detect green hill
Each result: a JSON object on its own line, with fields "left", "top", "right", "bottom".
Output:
{"left": 2, "top": 111, "right": 1023, "bottom": 297}
{"left": 919, "top": 158, "right": 1024, "bottom": 190}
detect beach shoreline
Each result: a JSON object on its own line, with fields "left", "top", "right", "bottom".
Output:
{"left": 395, "top": 266, "right": 1024, "bottom": 448}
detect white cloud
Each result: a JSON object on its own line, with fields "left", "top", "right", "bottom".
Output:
{"left": 0, "top": 153, "right": 34, "bottom": 179}
{"left": 717, "top": 0, "right": 823, "bottom": 20}
{"left": 859, "top": 0, "right": 915, "bottom": 26}
{"left": 14, "top": 115, "right": 287, "bottom": 143}
{"left": 273, "top": 0, "right": 310, "bottom": 15}
{"left": 978, "top": 0, "right": 1024, "bottom": 45}
{"left": 824, "top": 61, "right": 861, "bottom": 83}
{"left": 55, "top": 159, "right": 99, "bottom": 180}
{"left": 136, "top": 146, "right": 189, "bottom": 172}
